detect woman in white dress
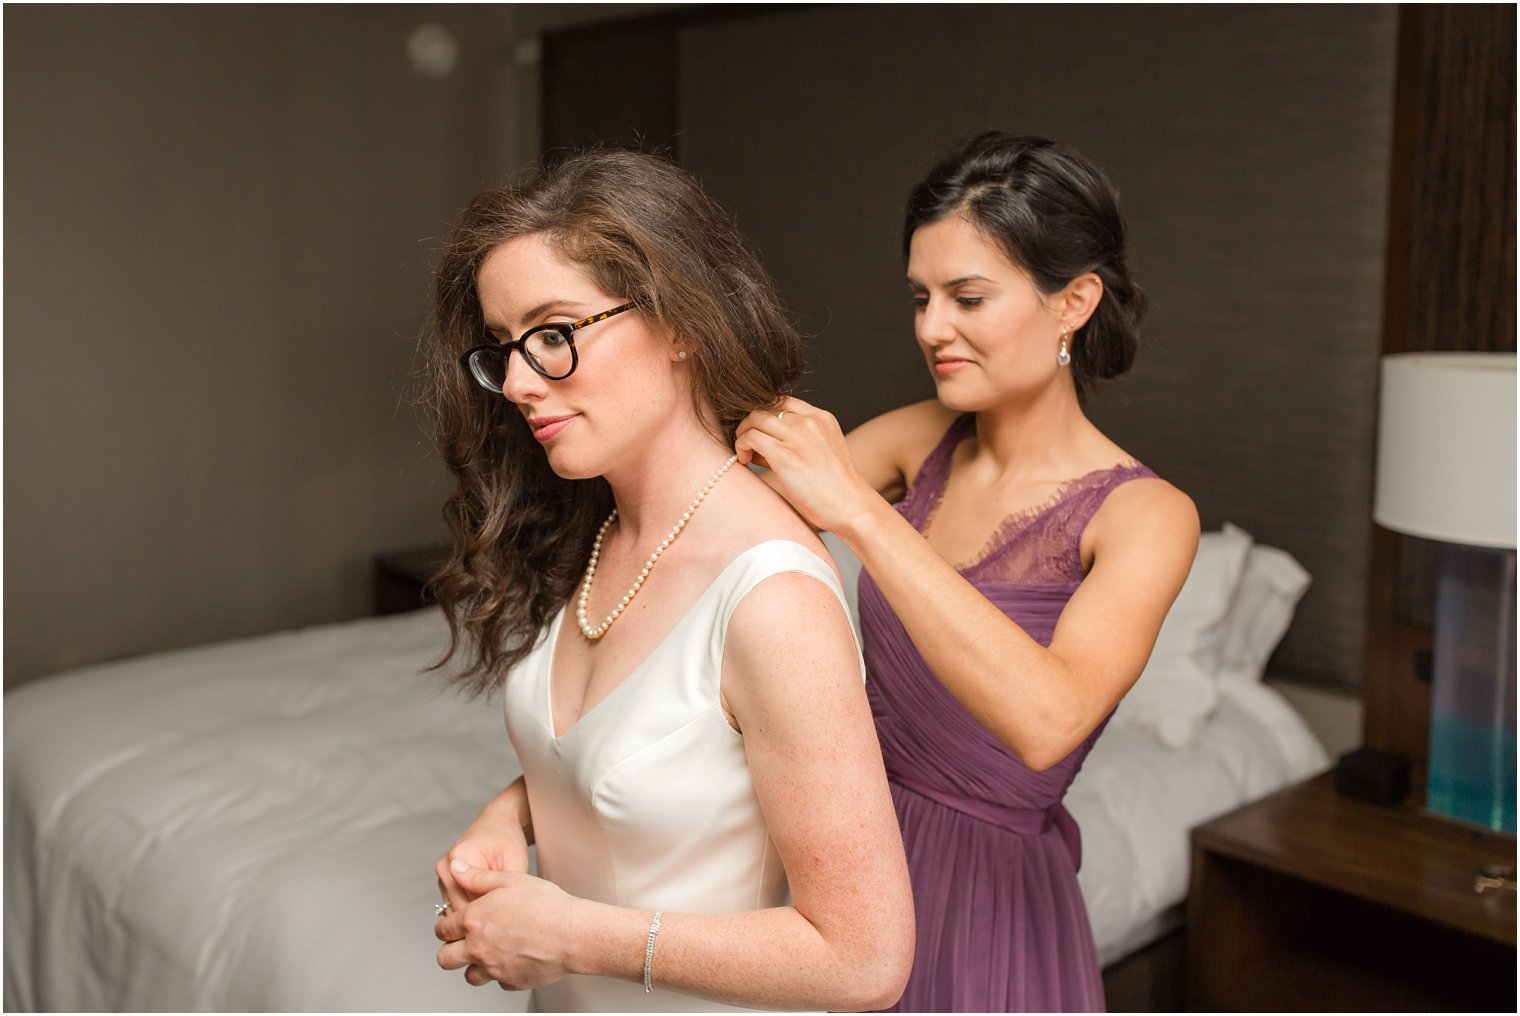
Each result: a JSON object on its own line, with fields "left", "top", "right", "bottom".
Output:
{"left": 422, "top": 149, "right": 914, "bottom": 1012}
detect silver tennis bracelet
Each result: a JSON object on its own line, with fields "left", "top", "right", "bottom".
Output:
{"left": 642, "top": 910, "right": 664, "bottom": 993}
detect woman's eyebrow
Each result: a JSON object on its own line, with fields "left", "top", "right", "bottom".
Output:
{"left": 483, "top": 300, "right": 587, "bottom": 337}
{"left": 905, "top": 274, "right": 994, "bottom": 288}
{"left": 520, "top": 299, "right": 586, "bottom": 323}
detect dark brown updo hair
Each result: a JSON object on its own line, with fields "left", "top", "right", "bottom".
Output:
{"left": 904, "top": 133, "right": 1144, "bottom": 396}
{"left": 422, "top": 149, "right": 804, "bottom": 694}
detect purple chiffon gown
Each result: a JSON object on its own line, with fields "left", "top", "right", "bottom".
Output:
{"left": 862, "top": 415, "right": 1157, "bottom": 1013}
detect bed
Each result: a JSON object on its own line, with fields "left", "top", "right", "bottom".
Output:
{"left": 4, "top": 529, "right": 1327, "bottom": 1012}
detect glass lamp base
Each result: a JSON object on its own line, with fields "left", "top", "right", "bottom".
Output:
{"left": 1425, "top": 545, "right": 1517, "bottom": 834}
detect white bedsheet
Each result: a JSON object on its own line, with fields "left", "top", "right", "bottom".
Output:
{"left": 1069, "top": 680, "right": 1329, "bottom": 966}
{"left": 5, "top": 610, "right": 521, "bottom": 1013}
{"left": 4, "top": 608, "right": 1326, "bottom": 1011}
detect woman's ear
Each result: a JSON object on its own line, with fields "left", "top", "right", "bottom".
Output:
{"left": 1058, "top": 273, "right": 1104, "bottom": 331}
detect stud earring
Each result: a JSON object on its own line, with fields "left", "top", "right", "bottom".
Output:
{"left": 1057, "top": 328, "right": 1071, "bottom": 367}
{"left": 677, "top": 350, "right": 688, "bottom": 360}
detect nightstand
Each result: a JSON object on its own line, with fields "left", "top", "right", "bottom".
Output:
{"left": 1186, "top": 772, "right": 1516, "bottom": 1011}
{"left": 372, "top": 544, "right": 450, "bottom": 615}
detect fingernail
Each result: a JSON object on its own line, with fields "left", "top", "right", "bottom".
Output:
{"left": 451, "top": 859, "right": 469, "bottom": 874}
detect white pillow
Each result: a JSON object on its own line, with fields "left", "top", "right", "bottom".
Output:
{"left": 1215, "top": 525, "right": 1312, "bottom": 684}
{"left": 1110, "top": 526, "right": 1253, "bottom": 747}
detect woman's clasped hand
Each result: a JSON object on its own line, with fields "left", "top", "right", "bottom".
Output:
{"left": 435, "top": 861, "right": 578, "bottom": 991}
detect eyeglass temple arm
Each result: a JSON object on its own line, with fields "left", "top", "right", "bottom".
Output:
{"left": 569, "top": 302, "right": 637, "bottom": 332}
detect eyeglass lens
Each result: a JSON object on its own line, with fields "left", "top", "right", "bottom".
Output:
{"left": 468, "top": 327, "right": 575, "bottom": 388}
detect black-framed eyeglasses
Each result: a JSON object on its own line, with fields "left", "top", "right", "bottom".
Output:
{"left": 460, "top": 302, "right": 637, "bottom": 391}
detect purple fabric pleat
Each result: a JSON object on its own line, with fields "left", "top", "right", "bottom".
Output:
{"left": 864, "top": 415, "right": 1157, "bottom": 1013}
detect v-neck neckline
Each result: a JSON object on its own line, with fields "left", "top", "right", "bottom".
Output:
{"left": 923, "top": 459, "right": 1142, "bottom": 574}
{"left": 541, "top": 540, "right": 790, "bottom": 742}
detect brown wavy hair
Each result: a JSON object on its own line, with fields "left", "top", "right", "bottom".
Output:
{"left": 421, "top": 149, "right": 805, "bottom": 695}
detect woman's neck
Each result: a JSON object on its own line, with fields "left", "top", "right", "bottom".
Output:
{"left": 969, "top": 381, "right": 1100, "bottom": 481}
{"left": 600, "top": 429, "right": 735, "bottom": 546}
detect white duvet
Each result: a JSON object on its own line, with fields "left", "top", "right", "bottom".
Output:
{"left": 4, "top": 608, "right": 1326, "bottom": 1011}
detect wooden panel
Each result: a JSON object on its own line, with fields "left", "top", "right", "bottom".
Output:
{"left": 1193, "top": 774, "right": 1515, "bottom": 943}
{"left": 1188, "top": 774, "right": 1517, "bottom": 1011}
{"left": 540, "top": 15, "right": 679, "bottom": 156}
{"left": 1362, "top": 4, "right": 1518, "bottom": 759}
{"left": 538, "top": 8, "right": 791, "bottom": 158}
{"left": 1188, "top": 851, "right": 1515, "bottom": 1011}
{"left": 1408, "top": 4, "right": 1517, "bottom": 354}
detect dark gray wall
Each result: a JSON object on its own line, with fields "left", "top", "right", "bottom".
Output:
{"left": 5, "top": 4, "right": 1402, "bottom": 692}
{"left": 2, "top": 4, "right": 693, "bottom": 688}
{"left": 3, "top": 7, "right": 507, "bottom": 684}
{"left": 678, "top": 5, "right": 1399, "bottom": 688}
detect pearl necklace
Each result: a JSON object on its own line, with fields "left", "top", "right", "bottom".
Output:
{"left": 576, "top": 454, "right": 740, "bottom": 640}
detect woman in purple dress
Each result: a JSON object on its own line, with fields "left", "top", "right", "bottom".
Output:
{"left": 737, "top": 133, "right": 1199, "bottom": 1012}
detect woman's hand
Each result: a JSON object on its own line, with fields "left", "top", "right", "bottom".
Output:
{"left": 435, "top": 863, "right": 581, "bottom": 991}
{"left": 734, "top": 397, "right": 880, "bottom": 534}
{"left": 435, "top": 781, "right": 532, "bottom": 916}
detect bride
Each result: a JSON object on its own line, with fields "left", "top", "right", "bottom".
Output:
{"left": 422, "top": 149, "right": 914, "bottom": 1012}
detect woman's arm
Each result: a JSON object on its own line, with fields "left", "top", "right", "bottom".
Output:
{"left": 845, "top": 477, "right": 1196, "bottom": 770}
{"left": 736, "top": 399, "right": 1199, "bottom": 771}
{"left": 435, "top": 777, "right": 534, "bottom": 912}
{"left": 836, "top": 399, "right": 956, "bottom": 503}
{"left": 750, "top": 398, "right": 954, "bottom": 507}
{"left": 436, "top": 573, "right": 915, "bottom": 1010}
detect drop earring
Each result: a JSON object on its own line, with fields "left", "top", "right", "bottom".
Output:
{"left": 1057, "top": 328, "right": 1071, "bottom": 367}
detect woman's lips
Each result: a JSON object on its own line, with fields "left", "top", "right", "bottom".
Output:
{"left": 527, "top": 414, "right": 579, "bottom": 442}
{"left": 934, "top": 358, "right": 973, "bottom": 375}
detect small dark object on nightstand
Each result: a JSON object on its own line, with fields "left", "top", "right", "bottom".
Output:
{"left": 1334, "top": 746, "right": 1411, "bottom": 806}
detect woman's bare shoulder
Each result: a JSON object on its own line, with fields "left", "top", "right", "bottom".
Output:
{"left": 1086, "top": 474, "right": 1199, "bottom": 563}
{"left": 846, "top": 400, "right": 960, "bottom": 495}
{"left": 1098, "top": 472, "right": 1196, "bottom": 519}
{"left": 714, "top": 470, "right": 837, "bottom": 567}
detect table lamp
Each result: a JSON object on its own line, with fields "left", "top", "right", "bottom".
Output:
{"left": 1374, "top": 352, "right": 1517, "bottom": 833}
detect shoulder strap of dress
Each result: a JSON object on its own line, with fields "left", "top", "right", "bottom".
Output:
{"left": 1065, "top": 462, "right": 1162, "bottom": 573}
{"left": 898, "top": 413, "right": 974, "bottom": 528}
{"left": 710, "top": 540, "right": 864, "bottom": 677}
{"left": 1067, "top": 462, "right": 1160, "bottom": 530}
{"left": 713, "top": 540, "right": 846, "bottom": 618}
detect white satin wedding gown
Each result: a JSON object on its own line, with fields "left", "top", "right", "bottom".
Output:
{"left": 503, "top": 540, "right": 856, "bottom": 1012}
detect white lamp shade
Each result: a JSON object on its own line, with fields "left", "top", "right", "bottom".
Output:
{"left": 1374, "top": 352, "right": 1517, "bottom": 549}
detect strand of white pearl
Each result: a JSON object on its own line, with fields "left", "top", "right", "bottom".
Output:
{"left": 576, "top": 454, "right": 740, "bottom": 641}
